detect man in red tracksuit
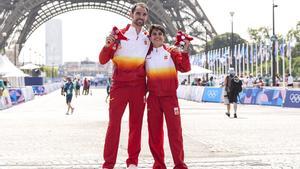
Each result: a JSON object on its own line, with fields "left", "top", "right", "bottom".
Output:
{"left": 98, "top": 3, "right": 150, "bottom": 169}
{"left": 145, "top": 24, "right": 191, "bottom": 169}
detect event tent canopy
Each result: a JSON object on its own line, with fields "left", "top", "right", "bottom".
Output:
{"left": 179, "top": 65, "right": 212, "bottom": 76}
{"left": 0, "top": 54, "right": 27, "bottom": 77}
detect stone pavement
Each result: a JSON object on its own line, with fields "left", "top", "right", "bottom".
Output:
{"left": 1, "top": 88, "right": 300, "bottom": 169}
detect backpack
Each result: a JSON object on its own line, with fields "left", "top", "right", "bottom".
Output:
{"left": 75, "top": 81, "right": 80, "bottom": 89}
{"left": 230, "top": 78, "right": 242, "bottom": 94}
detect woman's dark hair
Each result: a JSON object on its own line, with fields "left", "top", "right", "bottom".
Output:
{"left": 149, "top": 24, "right": 166, "bottom": 37}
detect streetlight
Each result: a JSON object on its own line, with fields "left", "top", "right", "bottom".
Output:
{"left": 230, "top": 11, "right": 235, "bottom": 69}
{"left": 271, "top": 0, "right": 278, "bottom": 86}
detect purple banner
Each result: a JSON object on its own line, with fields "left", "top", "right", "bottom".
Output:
{"left": 32, "top": 85, "right": 46, "bottom": 95}
{"left": 283, "top": 90, "right": 300, "bottom": 108}
{"left": 239, "top": 88, "right": 286, "bottom": 106}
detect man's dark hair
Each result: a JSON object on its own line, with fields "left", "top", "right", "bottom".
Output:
{"left": 131, "top": 2, "right": 149, "bottom": 13}
{"left": 149, "top": 24, "right": 166, "bottom": 36}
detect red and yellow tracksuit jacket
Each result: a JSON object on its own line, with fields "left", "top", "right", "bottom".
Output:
{"left": 145, "top": 45, "right": 191, "bottom": 96}
{"left": 99, "top": 24, "right": 150, "bottom": 86}
{"left": 145, "top": 44, "right": 190, "bottom": 169}
{"left": 99, "top": 24, "right": 150, "bottom": 169}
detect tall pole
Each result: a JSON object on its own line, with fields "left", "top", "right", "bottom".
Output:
{"left": 272, "top": 0, "right": 278, "bottom": 86}
{"left": 52, "top": 62, "right": 54, "bottom": 81}
{"left": 230, "top": 11, "right": 235, "bottom": 70}
{"left": 205, "top": 29, "right": 209, "bottom": 81}
{"left": 255, "top": 43, "right": 258, "bottom": 77}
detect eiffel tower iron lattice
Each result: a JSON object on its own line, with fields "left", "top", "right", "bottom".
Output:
{"left": 0, "top": 0, "right": 217, "bottom": 56}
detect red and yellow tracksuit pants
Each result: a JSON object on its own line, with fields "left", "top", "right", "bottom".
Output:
{"left": 102, "top": 84, "right": 146, "bottom": 169}
{"left": 147, "top": 94, "right": 188, "bottom": 169}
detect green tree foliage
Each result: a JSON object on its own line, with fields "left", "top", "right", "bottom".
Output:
{"left": 248, "top": 24, "right": 300, "bottom": 78}
{"left": 248, "top": 26, "right": 284, "bottom": 43}
{"left": 287, "top": 21, "right": 300, "bottom": 42}
{"left": 40, "top": 66, "right": 58, "bottom": 77}
{"left": 205, "top": 32, "right": 246, "bottom": 50}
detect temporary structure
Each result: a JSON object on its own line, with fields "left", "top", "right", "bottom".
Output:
{"left": 179, "top": 65, "right": 212, "bottom": 75}
{"left": 0, "top": 54, "right": 28, "bottom": 87}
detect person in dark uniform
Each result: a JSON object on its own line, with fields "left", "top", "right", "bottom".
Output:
{"left": 64, "top": 77, "right": 74, "bottom": 115}
{"left": 225, "top": 68, "right": 243, "bottom": 118}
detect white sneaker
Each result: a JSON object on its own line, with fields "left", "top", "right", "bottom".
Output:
{"left": 127, "top": 164, "right": 138, "bottom": 169}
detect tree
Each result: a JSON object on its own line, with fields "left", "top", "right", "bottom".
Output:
{"left": 205, "top": 32, "right": 246, "bottom": 50}
{"left": 287, "top": 21, "right": 300, "bottom": 42}
{"left": 248, "top": 26, "right": 284, "bottom": 43}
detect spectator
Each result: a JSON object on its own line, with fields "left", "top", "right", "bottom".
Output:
{"left": 180, "top": 79, "right": 187, "bottom": 85}
{"left": 63, "top": 77, "right": 74, "bottom": 115}
{"left": 287, "top": 73, "right": 294, "bottom": 87}
{"left": 206, "top": 76, "right": 215, "bottom": 86}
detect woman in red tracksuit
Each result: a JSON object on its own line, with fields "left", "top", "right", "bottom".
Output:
{"left": 145, "top": 24, "right": 191, "bottom": 169}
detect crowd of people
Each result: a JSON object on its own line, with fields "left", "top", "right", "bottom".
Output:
{"left": 60, "top": 77, "right": 95, "bottom": 115}
{"left": 181, "top": 73, "right": 295, "bottom": 88}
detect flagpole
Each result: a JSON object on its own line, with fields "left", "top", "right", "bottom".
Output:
{"left": 226, "top": 46, "right": 230, "bottom": 74}
{"left": 235, "top": 45, "right": 237, "bottom": 73}
{"left": 260, "top": 43, "right": 263, "bottom": 77}
{"left": 282, "top": 39, "right": 285, "bottom": 87}
{"left": 218, "top": 49, "right": 220, "bottom": 77}
{"left": 282, "top": 49, "right": 285, "bottom": 87}
{"left": 238, "top": 44, "right": 241, "bottom": 77}
{"left": 288, "top": 41, "right": 292, "bottom": 75}
{"left": 222, "top": 48, "right": 225, "bottom": 75}
{"left": 242, "top": 43, "right": 245, "bottom": 77}
{"left": 213, "top": 50, "right": 216, "bottom": 76}
{"left": 265, "top": 45, "right": 268, "bottom": 75}
{"left": 255, "top": 43, "right": 258, "bottom": 77}
{"left": 251, "top": 43, "right": 254, "bottom": 75}
{"left": 271, "top": 45, "right": 273, "bottom": 78}
{"left": 220, "top": 48, "right": 223, "bottom": 75}
{"left": 246, "top": 43, "right": 249, "bottom": 76}
{"left": 276, "top": 40, "right": 279, "bottom": 75}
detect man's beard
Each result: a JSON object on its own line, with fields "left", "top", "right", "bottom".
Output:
{"left": 134, "top": 19, "right": 145, "bottom": 26}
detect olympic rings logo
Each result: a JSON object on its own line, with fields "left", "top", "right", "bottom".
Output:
{"left": 207, "top": 90, "right": 217, "bottom": 98}
{"left": 289, "top": 93, "right": 300, "bottom": 104}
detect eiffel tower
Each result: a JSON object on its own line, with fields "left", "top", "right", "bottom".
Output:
{"left": 0, "top": 0, "right": 217, "bottom": 58}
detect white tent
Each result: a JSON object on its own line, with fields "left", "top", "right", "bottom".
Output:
{"left": 179, "top": 65, "right": 212, "bottom": 76}
{"left": 0, "top": 54, "right": 27, "bottom": 87}
{"left": 20, "top": 63, "right": 40, "bottom": 70}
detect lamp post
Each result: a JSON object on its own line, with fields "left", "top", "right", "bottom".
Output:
{"left": 230, "top": 11, "right": 235, "bottom": 69}
{"left": 271, "top": 0, "right": 278, "bottom": 86}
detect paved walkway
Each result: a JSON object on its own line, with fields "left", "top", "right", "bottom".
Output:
{"left": 1, "top": 88, "right": 300, "bottom": 169}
